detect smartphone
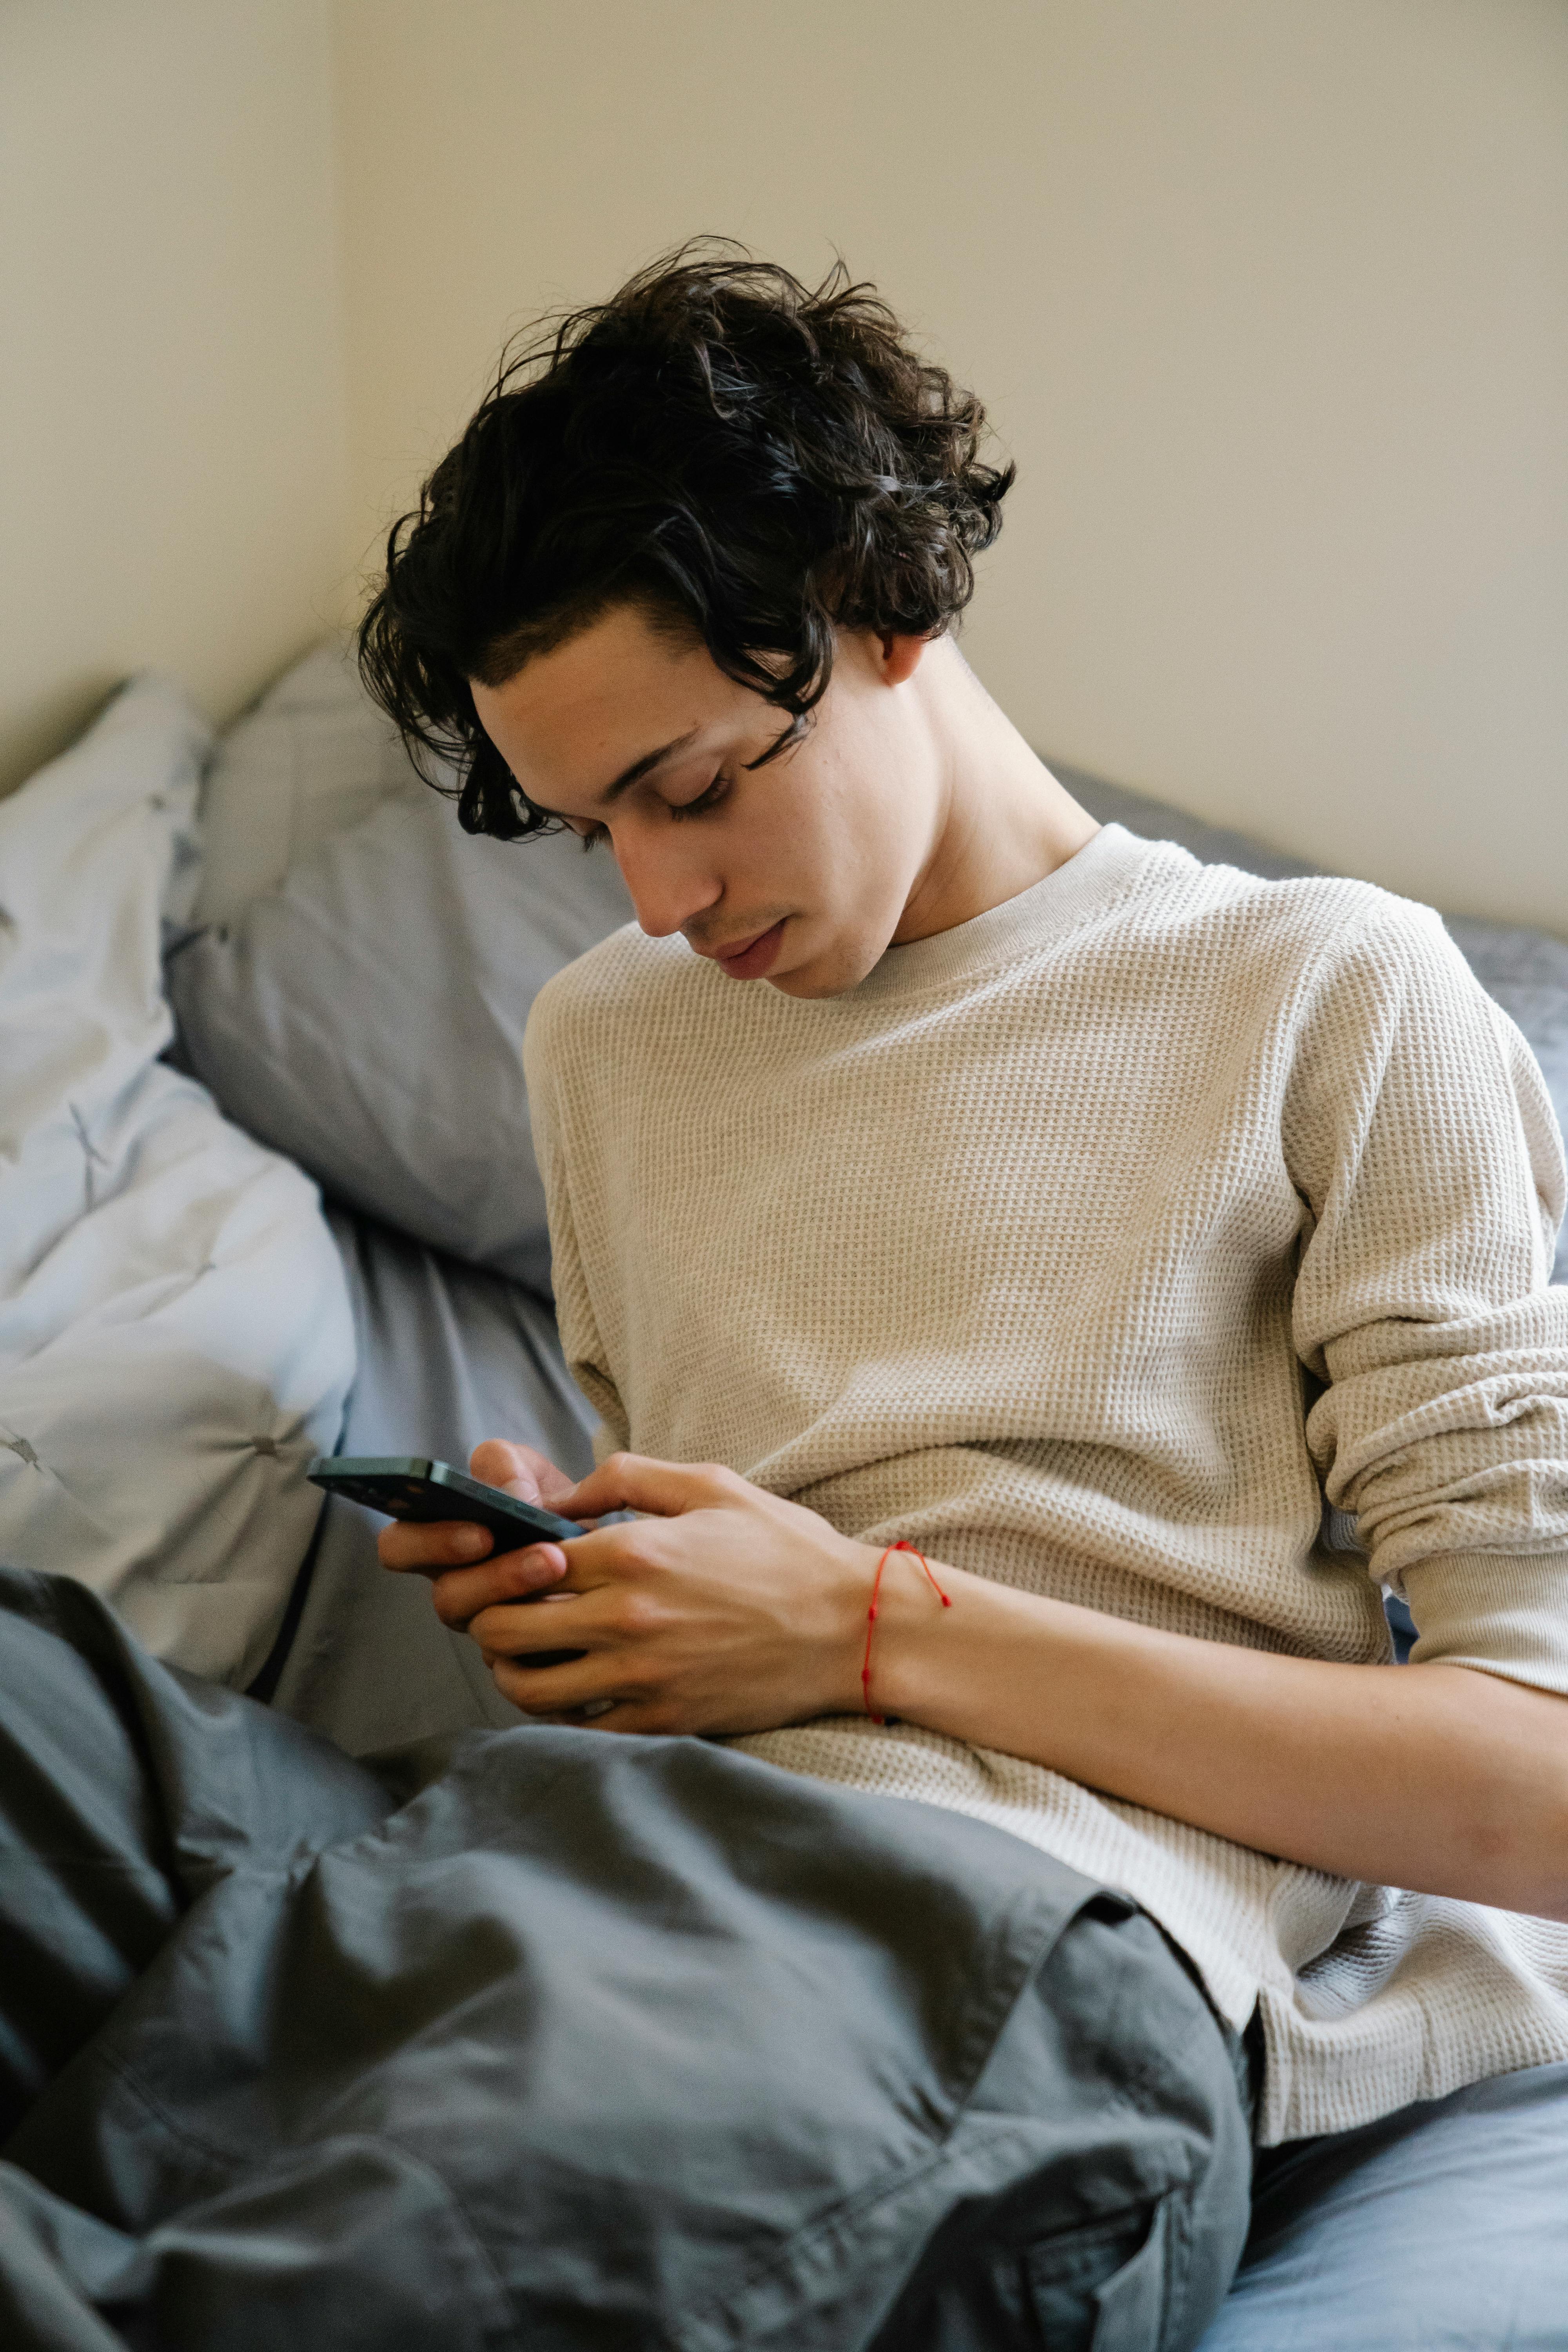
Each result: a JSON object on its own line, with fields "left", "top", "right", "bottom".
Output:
{"left": 305, "top": 1456, "right": 586, "bottom": 1667}
{"left": 306, "top": 1456, "right": 587, "bottom": 1546}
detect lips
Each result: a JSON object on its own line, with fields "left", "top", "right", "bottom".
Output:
{"left": 711, "top": 918, "right": 787, "bottom": 980}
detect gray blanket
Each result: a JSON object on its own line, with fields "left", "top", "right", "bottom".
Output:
{"left": 0, "top": 1567, "right": 1248, "bottom": 2351}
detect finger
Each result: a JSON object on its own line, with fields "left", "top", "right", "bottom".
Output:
{"left": 561, "top": 1452, "right": 739, "bottom": 1524}
{"left": 576, "top": 1702, "right": 675, "bottom": 1736}
{"left": 469, "top": 1439, "right": 579, "bottom": 1510}
{"left": 502, "top": 1517, "right": 694, "bottom": 1603}
{"left": 486, "top": 1648, "right": 639, "bottom": 1715}
{"left": 466, "top": 1574, "right": 637, "bottom": 1653}
{"left": 379, "top": 1518, "right": 494, "bottom": 1576}
{"left": 428, "top": 1543, "right": 570, "bottom": 1628}
{"left": 519, "top": 1699, "right": 664, "bottom": 1735}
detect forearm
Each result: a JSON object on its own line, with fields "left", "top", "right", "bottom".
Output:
{"left": 868, "top": 1554, "right": 1568, "bottom": 1919}
{"left": 420, "top": 1448, "right": 1568, "bottom": 1916}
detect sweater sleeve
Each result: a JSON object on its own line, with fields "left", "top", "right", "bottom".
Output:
{"left": 523, "top": 984, "right": 631, "bottom": 1464}
{"left": 1282, "top": 894, "right": 1568, "bottom": 1692}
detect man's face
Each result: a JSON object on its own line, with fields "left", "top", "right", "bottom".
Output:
{"left": 469, "top": 604, "right": 943, "bottom": 998}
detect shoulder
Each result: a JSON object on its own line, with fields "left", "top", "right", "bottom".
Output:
{"left": 524, "top": 921, "right": 715, "bottom": 1083}
{"left": 1097, "top": 831, "right": 1468, "bottom": 1020}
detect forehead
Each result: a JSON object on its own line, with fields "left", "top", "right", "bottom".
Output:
{"left": 469, "top": 605, "right": 736, "bottom": 816}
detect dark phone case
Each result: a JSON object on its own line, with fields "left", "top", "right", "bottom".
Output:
{"left": 305, "top": 1457, "right": 586, "bottom": 1543}
{"left": 304, "top": 1457, "right": 586, "bottom": 1667}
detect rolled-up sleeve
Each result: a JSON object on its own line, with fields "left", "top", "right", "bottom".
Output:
{"left": 1284, "top": 897, "right": 1568, "bottom": 1690}
{"left": 1400, "top": 1551, "right": 1568, "bottom": 1694}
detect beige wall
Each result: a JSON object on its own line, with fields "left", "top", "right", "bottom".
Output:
{"left": 4, "top": 3, "right": 1562, "bottom": 932}
{"left": 332, "top": 0, "right": 1567, "bottom": 935}
{"left": 0, "top": 0, "right": 350, "bottom": 795}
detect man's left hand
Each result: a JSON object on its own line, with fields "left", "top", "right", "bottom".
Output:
{"left": 426, "top": 1452, "right": 874, "bottom": 1735}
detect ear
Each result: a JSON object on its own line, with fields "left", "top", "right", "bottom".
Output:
{"left": 876, "top": 630, "right": 931, "bottom": 687}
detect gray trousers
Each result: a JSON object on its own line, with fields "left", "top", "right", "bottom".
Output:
{"left": 0, "top": 1566, "right": 1252, "bottom": 2351}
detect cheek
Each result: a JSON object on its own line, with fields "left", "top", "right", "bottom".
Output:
{"left": 809, "top": 774, "right": 898, "bottom": 902}
{"left": 772, "top": 807, "right": 851, "bottom": 908}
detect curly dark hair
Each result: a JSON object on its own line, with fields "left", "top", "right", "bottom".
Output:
{"left": 358, "top": 244, "right": 1014, "bottom": 839}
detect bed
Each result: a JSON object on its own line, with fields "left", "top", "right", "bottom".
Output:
{"left": 6, "top": 637, "right": 1563, "bottom": 1735}
{"left": 4, "top": 643, "right": 1567, "bottom": 2344}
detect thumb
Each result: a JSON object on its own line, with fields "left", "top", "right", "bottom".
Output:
{"left": 563, "top": 1452, "right": 736, "bottom": 1521}
{"left": 469, "top": 1439, "right": 547, "bottom": 1504}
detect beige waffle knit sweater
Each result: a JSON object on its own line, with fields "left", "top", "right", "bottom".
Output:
{"left": 524, "top": 823, "right": 1568, "bottom": 2143}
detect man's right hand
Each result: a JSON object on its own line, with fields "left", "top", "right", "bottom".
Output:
{"left": 376, "top": 1440, "right": 583, "bottom": 1608}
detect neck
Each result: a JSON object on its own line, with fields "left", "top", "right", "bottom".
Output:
{"left": 891, "top": 641, "right": 1099, "bottom": 947}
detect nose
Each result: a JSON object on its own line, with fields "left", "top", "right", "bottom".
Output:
{"left": 611, "top": 826, "right": 722, "bottom": 942}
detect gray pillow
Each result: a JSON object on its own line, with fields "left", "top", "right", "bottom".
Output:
{"left": 192, "top": 641, "right": 416, "bottom": 929}
{"left": 1053, "top": 765, "right": 1323, "bottom": 884}
{"left": 169, "top": 780, "right": 632, "bottom": 1295}
{"left": 1060, "top": 762, "right": 1568, "bottom": 1283}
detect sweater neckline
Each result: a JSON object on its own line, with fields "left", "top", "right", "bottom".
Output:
{"left": 843, "top": 823, "right": 1153, "bottom": 1006}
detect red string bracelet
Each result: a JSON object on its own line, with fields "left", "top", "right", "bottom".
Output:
{"left": 860, "top": 1539, "right": 951, "bottom": 1725}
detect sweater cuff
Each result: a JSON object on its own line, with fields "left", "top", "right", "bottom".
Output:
{"left": 1401, "top": 1550, "right": 1568, "bottom": 1696}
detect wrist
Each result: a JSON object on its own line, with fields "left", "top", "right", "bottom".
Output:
{"left": 822, "top": 1540, "right": 884, "bottom": 1713}
{"left": 854, "top": 1541, "right": 958, "bottom": 1724}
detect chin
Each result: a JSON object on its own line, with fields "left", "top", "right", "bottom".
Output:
{"left": 768, "top": 936, "right": 882, "bottom": 1000}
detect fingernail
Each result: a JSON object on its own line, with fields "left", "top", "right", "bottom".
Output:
{"left": 454, "top": 1527, "right": 489, "bottom": 1558}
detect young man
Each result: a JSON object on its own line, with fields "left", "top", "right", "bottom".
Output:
{"left": 2, "top": 254, "right": 1564, "bottom": 2349}
{"left": 361, "top": 255, "right": 1568, "bottom": 2311}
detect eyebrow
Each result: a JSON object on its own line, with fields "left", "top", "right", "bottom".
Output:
{"left": 593, "top": 727, "right": 701, "bottom": 809}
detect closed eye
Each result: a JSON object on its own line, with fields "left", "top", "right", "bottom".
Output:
{"left": 667, "top": 770, "right": 730, "bottom": 822}
{"left": 566, "top": 768, "right": 729, "bottom": 847}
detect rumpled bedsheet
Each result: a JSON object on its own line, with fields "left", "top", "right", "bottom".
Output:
{"left": 0, "top": 675, "right": 354, "bottom": 1686}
